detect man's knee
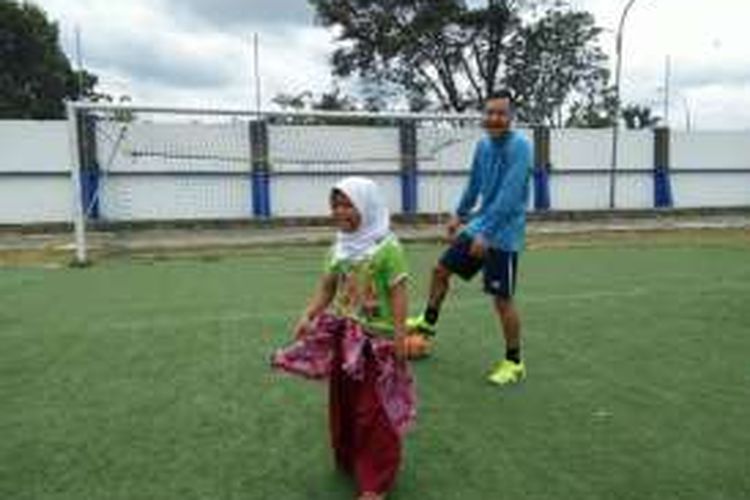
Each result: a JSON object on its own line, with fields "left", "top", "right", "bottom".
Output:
{"left": 433, "top": 263, "right": 452, "bottom": 283}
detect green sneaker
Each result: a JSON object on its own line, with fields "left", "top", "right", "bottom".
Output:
{"left": 406, "top": 314, "right": 437, "bottom": 337}
{"left": 487, "top": 359, "right": 526, "bottom": 386}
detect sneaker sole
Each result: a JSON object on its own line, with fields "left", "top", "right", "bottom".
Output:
{"left": 486, "top": 371, "right": 526, "bottom": 386}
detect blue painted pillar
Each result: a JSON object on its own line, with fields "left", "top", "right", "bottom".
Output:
{"left": 399, "top": 120, "right": 418, "bottom": 215}
{"left": 78, "top": 112, "right": 100, "bottom": 219}
{"left": 533, "top": 126, "right": 551, "bottom": 210}
{"left": 250, "top": 120, "right": 271, "bottom": 217}
{"left": 653, "top": 126, "right": 674, "bottom": 208}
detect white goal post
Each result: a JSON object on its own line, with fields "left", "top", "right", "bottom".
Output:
{"left": 66, "top": 101, "right": 484, "bottom": 265}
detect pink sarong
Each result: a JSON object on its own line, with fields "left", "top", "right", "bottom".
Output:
{"left": 270, "top": 313, "right": 416, "bottom": 436}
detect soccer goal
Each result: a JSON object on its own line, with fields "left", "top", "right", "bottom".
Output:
{"left": 66, "top": 101, "right": 483, "bottom": 264}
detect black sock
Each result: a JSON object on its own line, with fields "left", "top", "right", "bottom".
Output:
{"left": 424, "top": 306, "right": 440, "bottom": 325}
{"left": 506, "top": 347, "right": 521, "bottom": 364}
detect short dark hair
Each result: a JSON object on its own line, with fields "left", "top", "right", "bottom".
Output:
{"left": 485, "top": 89, "right": 514, "bottom": 106}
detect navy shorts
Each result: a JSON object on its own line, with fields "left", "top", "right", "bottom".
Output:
{"left": 439, "top": 233, "right": 519, "bottom": 298}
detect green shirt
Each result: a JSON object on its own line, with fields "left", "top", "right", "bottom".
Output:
{"left": 325, "top": 235, "right": 409, "bottom": 335}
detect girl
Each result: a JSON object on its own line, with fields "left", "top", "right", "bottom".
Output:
{"left": 272, "top": 177, "right": 416, "bottom": 500}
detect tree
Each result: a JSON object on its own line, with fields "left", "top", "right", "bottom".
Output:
{"left": 565, "top": 83, "right": 616, "bottom": 128}
{"left": 0, "top": 0, "right": 100, "bottom": 119}
{"left": 504, "top": 9, "right": 609, "bottom": 125}
{"left": 273, "top": 77, "right": 363, "bottom": 113}
{"left": 272, "top": 86, "right": 358, "bottom": 112}
{"left": 621, "top": 104, "right": 660, "bottom": 129}
{"left": 272, "top": 85, "right": 367, "bottom": 125}
{"left": 308, "top": 0, "right": 609, "bottom": 122}
{"left": 272, "top": 90, "right": 314, "bottom": 111}
{"left": 312, "top": 86, "right": 359, "bottom": 111}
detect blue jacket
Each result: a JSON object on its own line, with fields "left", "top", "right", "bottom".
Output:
{"left": 456, "top": 130, "right": 533, "bottom": 252}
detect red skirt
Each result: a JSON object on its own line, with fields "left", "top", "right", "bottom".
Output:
{"left": 272, "top": 313, "right": 416, "bottom": 495}
{"left": 329, "top": 331, "right": 401, "bottom": 494}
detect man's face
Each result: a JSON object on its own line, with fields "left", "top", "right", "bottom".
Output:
{"left": 484, "top": 97, "right": 512, "bottom": 137}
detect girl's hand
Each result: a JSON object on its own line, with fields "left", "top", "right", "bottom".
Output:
{"left": 295, "top": 274, "right": 337, "bottom": 340}
{"left": 394, "top": 334, "right": 409, "bottom": 360}
{"left": 389, "top": 280, "right": 409, "bottom": 361}
{"left": 294, "top": 314, "right": 314, "bottom": 339}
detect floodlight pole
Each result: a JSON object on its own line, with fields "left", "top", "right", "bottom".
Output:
{"left": 609, "top": 0, "right": 638, "bottom": 209}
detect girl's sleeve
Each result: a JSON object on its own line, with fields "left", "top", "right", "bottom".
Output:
{"left": 323, "top": 245, "right": 340, "bottom": 274}
{"left": 382, "top": 240, "right": 409, "bottom": 288}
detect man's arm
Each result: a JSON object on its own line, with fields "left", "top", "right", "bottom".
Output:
{"left": 455, "top": 142, "right": 483, "bottom": 221}
{"left": 448, "top": 142, "right": 484, "bottom": 241}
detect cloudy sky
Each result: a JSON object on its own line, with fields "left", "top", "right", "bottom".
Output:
{"left": 36, "top": 0, "right": 750, "bottom": 129}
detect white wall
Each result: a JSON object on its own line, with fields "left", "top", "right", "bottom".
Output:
{"left": 0, "top": 121, "right": 71, "bottom": 223}
{"left": 93, "top": 121, "right": 252, "bottom": 220}
{"left": 671, "top": 131, "right": 750, "bottom": 207}
{"left": 1, "top": 120, "right": 749, "bottom": 224}
{"left": 549, "top": 129, "right": 653, "bottom": 210}
{"left": 270, "top": 125, "right": 399, "bottom": 173}
{"left": 98, "top": 121, "right": 251, "bottom": 173}
{"left": 672, "top": 131, "right": 750, "bottom": 170}
{"left": 100, "top": 176, "right": 251, "bottom": 221}
{"left": 271, "top": 175, "right": 402, "bottom": 217}
{"left": 671, "top": 172, "right": 750, "bottom": 208}
{"left": 0, "top": 176, "right": 72, "bottom": 224}
{"left": 551, "top": 129, "right": 652, "bottom": 171}
{"left": 269, "top": 125, "right": 401, "bottom": 216}
{"left": 1, "top": 120, "right": 69, "bottom": 172}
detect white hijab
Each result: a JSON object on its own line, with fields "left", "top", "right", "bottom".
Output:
{"left": 332, "top": 176, "right": 392, "bottom": 262}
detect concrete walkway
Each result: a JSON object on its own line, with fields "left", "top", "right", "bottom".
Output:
{"left": 2, "top": 212, "right": 749, "bottom": 254}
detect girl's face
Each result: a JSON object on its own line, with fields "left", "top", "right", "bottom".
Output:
{"left": 330, "top": 190, "right": 361, "bottom": 233}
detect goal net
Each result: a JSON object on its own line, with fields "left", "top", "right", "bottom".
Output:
{"left": 66, "top": 102, "right": 483, "bottom": 264}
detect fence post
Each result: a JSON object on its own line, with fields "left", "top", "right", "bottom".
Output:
{"left": 653, "top": 126, "right": 673, "bottom": 208}
{"left": 533, "top": 125, "right": 551, "bottom": 210}
{"left": 250, "top": 119, "right": 271, "bottom": 218}
{"left": 399, "top": 119, "right": 418, "bottom": 216}
{"left": 78, "top": 111, "right": 100, "bottom": 219}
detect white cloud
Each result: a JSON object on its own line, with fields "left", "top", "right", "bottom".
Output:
{"left": 572, "top": 0, "right": 750, "bottom": 129}
{"left": 36, "top": 0, "right": 334, "bottom": 110}
{"left": 167, "top": 0, "right": 315, "bottom": 28}
{"left": 34, "top": 0, "right": 750, "bottom": 128}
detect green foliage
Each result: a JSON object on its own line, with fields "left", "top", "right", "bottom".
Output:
{"left": 622, "top": 104, "right": 661, "bottom": 129}
{"left": 308, "top": 0, "right": 610, "bottom": 123}
{"left": 0, "top": 0, "right": 100, "bottom": 119}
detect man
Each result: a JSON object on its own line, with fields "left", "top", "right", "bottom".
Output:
{"left": 409, "top": 90, "right": 532, "bottom": 386}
